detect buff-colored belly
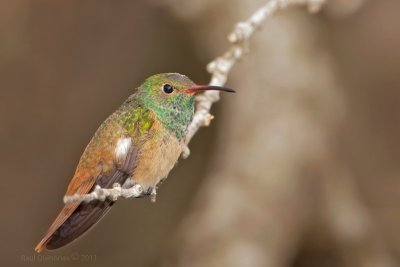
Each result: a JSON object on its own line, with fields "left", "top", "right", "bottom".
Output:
{"left": 131, "top": 130, "right": 182, "bottom": 190}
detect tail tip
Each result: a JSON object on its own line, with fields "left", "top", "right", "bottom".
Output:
{"left": 34, "top": 241, "right": 47, "bottom": 253}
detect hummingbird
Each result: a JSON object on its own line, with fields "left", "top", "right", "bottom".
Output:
{"left": 34, "top": 73, "right": 234, "bottom": 252}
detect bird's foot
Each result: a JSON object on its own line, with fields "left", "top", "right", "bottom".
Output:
{"left": 149, "top": 187, "right": 157, "bottom": 203}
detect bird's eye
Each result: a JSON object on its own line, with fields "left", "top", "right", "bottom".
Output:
{"left": 162, "top": 84, "right": 174, "bottom": 94}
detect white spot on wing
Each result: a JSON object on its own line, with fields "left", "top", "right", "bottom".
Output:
{"left": 115, "top": 137, "right": 132, "bottom": 160}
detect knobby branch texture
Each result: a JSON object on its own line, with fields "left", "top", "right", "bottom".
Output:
{"left": 63, "top": 0, "right": 326, "bottom": 205}
{"left": 183, "top": 0, "right": 325, "bottom": 157}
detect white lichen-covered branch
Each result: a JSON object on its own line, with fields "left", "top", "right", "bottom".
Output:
{"left": 182, "top": 0, "right": 326, "bottom": 157}
{"left": 64, "top": 183, "right": 145, "bottom": 204}
{"left": 63, "top": 0, "right": 326, "bottom": 205}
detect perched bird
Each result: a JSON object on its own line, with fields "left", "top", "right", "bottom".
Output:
{"left": 35, "top": 73, "right": 234, "bottom": 252}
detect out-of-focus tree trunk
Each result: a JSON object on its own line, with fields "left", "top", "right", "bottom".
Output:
{"left": 159, "top": 1, "right": 395, "bottom": 266}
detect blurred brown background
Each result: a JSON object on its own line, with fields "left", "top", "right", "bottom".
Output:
{"left": 1, "top": 0, "right": 400, "bottom": 266}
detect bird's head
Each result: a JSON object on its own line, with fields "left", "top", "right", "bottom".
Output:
{"left": 139, "top": 73, "right": 234, "bottom": 106}
{"left": 137, "top": 73, "right": 234, "bottom": 138}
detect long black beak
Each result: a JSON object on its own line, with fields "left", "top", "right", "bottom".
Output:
{"left": 185, "top": 85, "right": 236, "bottom": 94}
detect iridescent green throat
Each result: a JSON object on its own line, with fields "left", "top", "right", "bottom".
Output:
{"left": 139, "top": 90, "right": 195, "bottom": 140}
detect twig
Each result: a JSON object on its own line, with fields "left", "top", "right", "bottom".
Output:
{"left": 64, "top": 183, "right": 144, "bottom": 204}
{"left": 63, "top": 0, "right": 326, "bottom": 204}
{"left": 182, "top": 0, "right": 326, "bottom": 158}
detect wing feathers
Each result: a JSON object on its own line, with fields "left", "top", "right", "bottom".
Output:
{"left": 35, "top": 143, "right": 138, "bottom": 252}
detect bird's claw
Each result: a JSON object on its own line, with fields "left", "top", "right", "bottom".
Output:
{"left": 150, "top": 187, "right": 157, "bottom": 203}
